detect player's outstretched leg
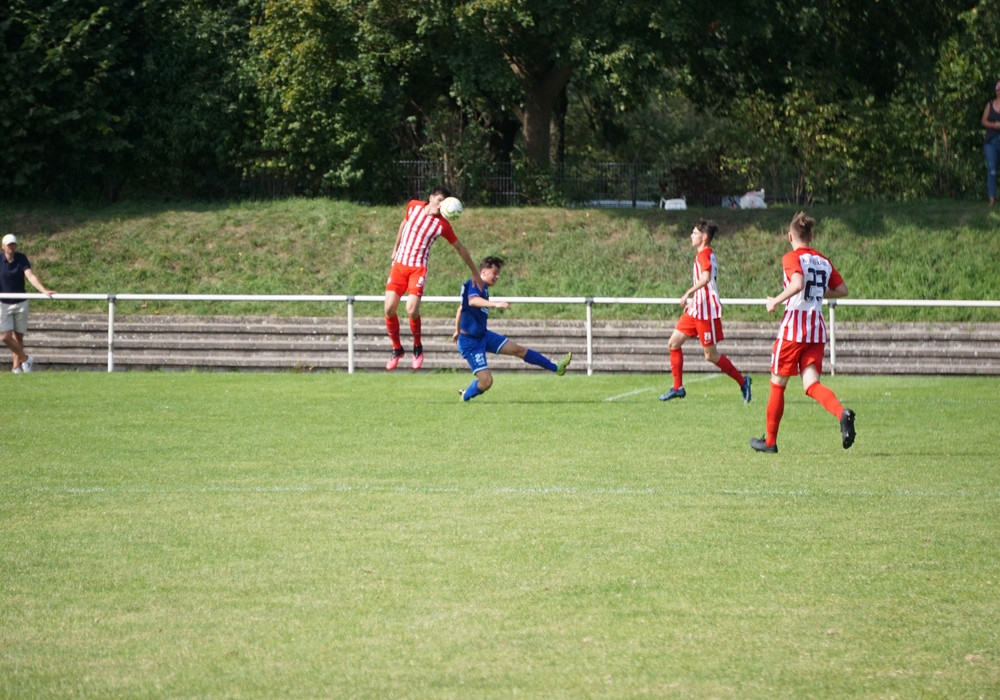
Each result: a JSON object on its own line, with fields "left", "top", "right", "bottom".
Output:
{"left": 460, "top": 379, "right": 483, "bottom": 402}
{"left": 521, "top": 349, "right": 556, "bottom": 372}
{"left": 556, "top": 352, "right": 572, "bottom": 376}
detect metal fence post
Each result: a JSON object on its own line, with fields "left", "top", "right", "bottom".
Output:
{"left": 347, "top": 297, "right": 355, "bottom": 374}
{"left": 107, "top": 295, "right": 116, "bottom": 372}
{"left": 586, "top": 298, "right": 594, "bottom": 376}
{"left": 828, "top": 300, "right": 837, "bottom": 376}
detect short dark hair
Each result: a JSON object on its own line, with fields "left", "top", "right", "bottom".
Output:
{"left": 789, "top": 211, "right": 816, "bottom": 242}
{"left": 480, "top": 256, "right": 505, "bottom": 271}
{"left": 695, "top": 219, "right": 719, "bottom": 242}
{"left": 430, "top": 185, "right": 453, "bottom": 198}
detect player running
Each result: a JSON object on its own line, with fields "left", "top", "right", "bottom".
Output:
{"left": 659, "top": 219, "right": 752, "bottom": 403}
{"left": 453, "top": 256, "right": 572, "bottom": 401}
{"left": 384, "top": 186, "right": 482, "bottom": 370}
{"left": 750, "top": 211, "right": 856, "bottom": 453}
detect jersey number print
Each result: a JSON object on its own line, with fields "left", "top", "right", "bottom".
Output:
{"left": 803, "top": 267, "right": 828, "bottom": 301}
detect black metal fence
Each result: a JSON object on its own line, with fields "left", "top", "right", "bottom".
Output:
{"left": 396, "top": 160, "right": 809, "bottom": 208}
{"left": 397, "top": 160, "right": 522, "bottom": 206}
{"left": 397, "top": 161, "right": 685, "bottom": 208}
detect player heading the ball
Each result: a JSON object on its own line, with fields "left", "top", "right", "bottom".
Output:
{"left": 383, "top": 186, "right": 482, "bottom": 371}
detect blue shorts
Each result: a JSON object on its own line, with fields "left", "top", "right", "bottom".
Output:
{"left": 457, "top": 330, "right": 509, "bottom": 374}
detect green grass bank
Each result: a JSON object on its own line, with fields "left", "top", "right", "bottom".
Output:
{"left": 2, "top": 199, "right": 998, "bottom": 321}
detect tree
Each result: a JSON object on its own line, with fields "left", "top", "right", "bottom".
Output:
{"left": 451, "top": 0, "right": 673, "bottom": 169}
{"left": 0, "top": 0, "right": 251, "bottom": 200}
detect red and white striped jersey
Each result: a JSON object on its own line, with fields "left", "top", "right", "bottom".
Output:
{"left": 776, "top": 247, "right": 844, "bottom": 343}
{"left": 392, "top": 200, "right": 457, "bottom": 267}
{"left": 686, "top": 247, "right": 722, "bottom": 321}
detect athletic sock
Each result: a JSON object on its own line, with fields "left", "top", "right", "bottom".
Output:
{"left": 524, "top": 349, "right": 557, "bottom": 372}
{"left": 409, "top": 315, "right": 422, "bottom": 348}
{"left": 765, "top": 381, "right": 786, "bottom": 446}
{"left": 714, "top": 354, "right": 745, "bottom": 385}
{"left": 670, "top": 348, "right": 684, "bottom": 389}
{"left": 805, "top": 382, "right": 844, "bottom": 418}
{"left": 385, "top": 315, "right": 402, "bottom": 350}
{"left": 463, "top": 379, "right": 483, "bottom": 401}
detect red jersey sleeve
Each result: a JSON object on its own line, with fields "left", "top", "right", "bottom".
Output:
{"left": 781, "top": 250, "right": 803, "bottom": 281}
{"left": 438, "top": 218, "right": 457, "bottom": 243}
{"left": 695, "top": 248, "right": 713, "bottom": 277}
{"left": 827, "top": 265, "right": 844, "bottom": 290}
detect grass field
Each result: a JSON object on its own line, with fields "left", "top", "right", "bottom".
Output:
{"left": 2, "top": 371, "right": 999, "bottom": 697}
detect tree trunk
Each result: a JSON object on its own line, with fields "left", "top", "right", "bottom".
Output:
{"left": 510, "top": 61, "right": 573, "bottom": 168}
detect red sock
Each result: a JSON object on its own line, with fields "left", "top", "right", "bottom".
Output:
{"left": 385, "top": 315, "right": 402, "bottom": 350}
{"left": 765, "top": 382, "right": 786, "bottom": 446}
{"left": 805, "top": 382, "right": 844, "bottom": 419}
{"left": 409, "top": 315, "right": 422, "bottom": 348}
{"left": 714, "top": 354, "right": 745, "bottom": 385}
{"left": 670, "top": 348, "right": 683, "bottom": 389}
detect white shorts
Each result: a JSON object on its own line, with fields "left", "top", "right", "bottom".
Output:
{"left": 0, "top": 301, "right": 29, "bottom": 334}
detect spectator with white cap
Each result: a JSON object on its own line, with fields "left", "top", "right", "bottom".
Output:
{"left": 1, "top": 233, "right": 56, "bottom": 373}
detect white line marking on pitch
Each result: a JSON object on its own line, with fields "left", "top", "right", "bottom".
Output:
{"left": 603, "top": 374, "right": 723, "bottom": 402}
{"left": 30, "top": 484, "right": 996, "bottom": 499}
{"left": 604, "top": 387, "right": 656, "bottom": 401}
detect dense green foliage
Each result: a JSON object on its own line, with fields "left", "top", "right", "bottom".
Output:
{"left": 1, "top": 199, "right": 997, "bottom": 322}
{"left": 3, "top": 1, "right": 999, "bottom": 203}
{"left": 2, "top": 372, "right": 999, "bottom": 696}
{"left": 0, "top": 0, "right": 250, "bottom": 200}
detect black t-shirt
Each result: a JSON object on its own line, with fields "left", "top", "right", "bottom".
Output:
{"left": 0, "top": 251, "right": 31, "bottom": 303}
{"left": 987, "top": 102, "right": 1000, "bottom": 145}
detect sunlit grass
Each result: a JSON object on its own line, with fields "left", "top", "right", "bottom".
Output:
{"left": 1, "top": 199, "right": 998, "bottom": 321}
{"left": 2, "top": 372, "right": 998, "bottom": 697}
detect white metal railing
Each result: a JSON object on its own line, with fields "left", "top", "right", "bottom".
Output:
{"left": 6, "top": 293, "right": 1000, "bottom": 374}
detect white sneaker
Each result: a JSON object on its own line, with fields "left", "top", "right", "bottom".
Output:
{"left": 22, "top": 356, "right": 34, "bottom": 373}
{"left": 11, "top": 367, "right": 21, "bottom": 374}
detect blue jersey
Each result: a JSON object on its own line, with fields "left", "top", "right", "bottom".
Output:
{"left": 459, "top": 278, "right": 490, "bottom": 338}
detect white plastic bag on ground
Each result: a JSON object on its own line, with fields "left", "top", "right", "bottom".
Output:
{"left": 739, "top": 189, "right": 767, "bottom": 209}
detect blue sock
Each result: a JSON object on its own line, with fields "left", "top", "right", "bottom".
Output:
{"left": 524, "top": 349, "right": 557, "bottom": 372}
{"left": 463, "top": 379, "right": 483, "bottom": 401}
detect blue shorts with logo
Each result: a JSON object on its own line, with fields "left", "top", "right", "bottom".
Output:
{"left": 457, "top": 330, "right": 509, "bottom": 374}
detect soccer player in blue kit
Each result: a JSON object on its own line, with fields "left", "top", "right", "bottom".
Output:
{"left": 453, "top": 256, "right": 572, "bottom": 401}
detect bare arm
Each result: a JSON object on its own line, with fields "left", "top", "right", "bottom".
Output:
{"left": 452, "top": 305, "right": 462, "bottom": 342}
{"left": 765, "top": 272, "right": 803, "bottom": 314}
{"left": 468, "top": 296, "right": 509, "bottom": 311}
{"left": 451, "top": 239, "right": 484, "bottom": 290}
{"left": 680, "top": 269, "right": 711, "bottom": 307}
{"left": 452, "top": 295, "right": 509, "bottom": 342}
{"left": 825, "top": 281, "right": 849, "bottom": 299}
{"left": 24, "top": 268, "right": 55, "bottom": 296}
{"left": 390, "top": 219, "right": 405, "bottom": 259}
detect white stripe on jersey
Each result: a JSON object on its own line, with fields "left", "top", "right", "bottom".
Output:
{"left": 394, "top": 203, "right": 446, "bottom": 267}
{"left": 689, "top": 250, "right": 722, "bottom": 321}
{"left": 777, "top": 251, "right": 833, "bottom": 343}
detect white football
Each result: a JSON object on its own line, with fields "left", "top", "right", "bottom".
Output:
{"left": 440, "top": 196, "right": 463, "bottom": 221}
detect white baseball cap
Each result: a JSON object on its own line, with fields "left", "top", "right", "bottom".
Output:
{"left": 1, "top": 234, "right": 16, "bottom": 246}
